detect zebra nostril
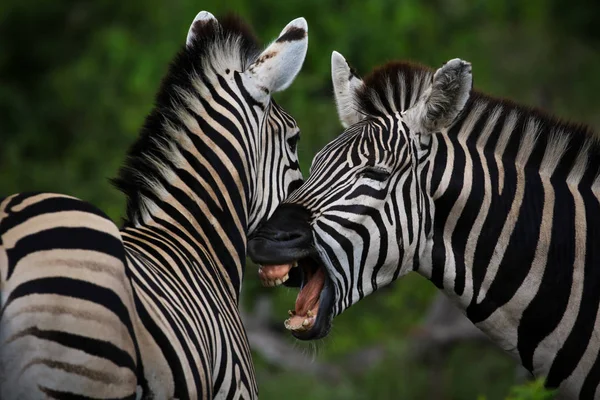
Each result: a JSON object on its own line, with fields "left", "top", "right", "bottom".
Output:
{"left": 281, "top": 230, "right": 306, "bottom": 242}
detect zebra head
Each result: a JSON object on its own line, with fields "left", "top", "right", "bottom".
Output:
{"left": 227, "top": 14, "right": 309, "bottom": 233}
{"left": 248, "top": 52, "right": 472, "bottom": 339}
{"left": 118, "top": 11, "right": 308, "bottom": 232}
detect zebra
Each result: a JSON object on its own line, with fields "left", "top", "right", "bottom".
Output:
{"left": 1, "top": 11, "right": 308, "bottom": 399}
{"left": 248, "top": 51, "right": 600, "bottom": 399}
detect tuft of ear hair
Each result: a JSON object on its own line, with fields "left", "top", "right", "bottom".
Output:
{"left": 331, "top": 51, "right": 365, "bottom": 128}
{"left": 186, "top": 11, "right": 218, "bottom": 48}
{"left": 408, "top": 58, "right": 472, "bottom": 134}
{"left": 245, "top": 17, "right": 308, "bottom": 94}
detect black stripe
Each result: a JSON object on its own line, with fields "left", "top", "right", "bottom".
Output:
{"left": 275, "top": 27, "right": 306, "bottom": 42}
{"left": 129, "top": 273, "right": 191, "bottom": 400}
{"left": 429, "top": 136, "right": 447, "bottom": 196}
{"left": 547, "top": 184, "right": 600, "bottom": 393}
{"left": 451, "top": 112, "right": 487, "bottom": 296}
{"left": 467, "top": 167, "right": 544, "bottom": 323}
{"left": 1, "top": 196, "right": 110, "bottom": 233}
{"left": 125, "top": 235, "right": 215, "bottom": 355}
{"left": 430, "top": 129, "right": 463, "bottom": 289}
{"left": 217, "top": 75, "right": 257, "bottom": 133}
{"left": 468, "top": 113, "right": 513, "bottom": 304}
{"left": 401, "top": 170, "right": 414, "bottom": 244}
{"left": 5, "top": 192, "right": 42, "bottom": 211}
{"left": 581, "top": 351, "right": 600, "bottom": 399}
{"left": 6, "top": 227, "right": 124, "bottom": 280}
{"left": 3, "top": 277, "right": 136, "bottom": 348}
{"left": 234, "top": 71, "right": 262, "bottom": 115}
{"left": 23, "top": 327, "right": 136, "bottom": 372}
{"left": 202, "top": 73, "right": 252, "bottom": 165}
{"left": 324, "top": 214, "right": 370, "bottom": 297}
{"left": 315, "top": 220, "right": 353, "bottom": 304}
{"left": 517, "top": 179, "right": 575, "bottom": 375}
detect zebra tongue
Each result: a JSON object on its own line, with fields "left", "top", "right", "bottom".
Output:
{"left": 294, "top": 267, "right": 326, "bottom": 316}
{"left": 285, "top": 268, "right": 325, "bottom": 331}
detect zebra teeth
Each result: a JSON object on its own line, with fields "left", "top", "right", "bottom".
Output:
{"left": 306, "top": 310, "right": 314, "bottom": 318}
{"left": 261, "top": 279, "right": 275, "bottom": 287}
{"left": 258, "top": 264, "right": 293, "bottom": 286}
{"left": 260, "top": 273, "right": 289, "bottom": 287}
{"left": 288, "top": 310, "right": 295, "bottom": 317}
{"left": 292, "top": 261, "right": 299, "bottom": 268}
{"left": 284, "top": 314, "right": 314, "bottom": 331}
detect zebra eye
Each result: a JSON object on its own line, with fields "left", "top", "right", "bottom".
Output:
{"left": 287, "top": 133, "right": 300, "bottom": 152}
{"left": 360, "top": 166, "right": 391, "bottom": 181}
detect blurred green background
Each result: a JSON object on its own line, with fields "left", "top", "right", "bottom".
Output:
{"left": 1, "top": 0, "right": 599, "bottom": 399}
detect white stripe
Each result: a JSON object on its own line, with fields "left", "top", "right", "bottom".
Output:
{"left": 494, "top": 111, "right": 519, "bottom": 195}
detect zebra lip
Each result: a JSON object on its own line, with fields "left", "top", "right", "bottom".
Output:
{"left": 258, "top": 261, "right": 298, "bottom": 287}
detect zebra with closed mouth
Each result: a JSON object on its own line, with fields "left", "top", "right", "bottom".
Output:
{"left": 1, "top": 11, "right": 308, "bottom": 399}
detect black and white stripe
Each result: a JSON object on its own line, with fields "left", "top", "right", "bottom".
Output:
{"left": 0, "top": 11, "right": 307, "bottom": 399}
{"left": 251, "top": 52, "right": 600, "bottom": 398}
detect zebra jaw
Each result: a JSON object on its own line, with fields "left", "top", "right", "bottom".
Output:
{"left": 258, "top": 261, "right": 298, "bottom": 287}
{"left": 259, "top": 258, "right": 326, "bottom": 333}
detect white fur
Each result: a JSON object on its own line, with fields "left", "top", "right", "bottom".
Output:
{"left": 244, "top": 17, "right": 308, "bottom": 96}
{"left": 331, "top": 51, "right": 365, "bottom": 128}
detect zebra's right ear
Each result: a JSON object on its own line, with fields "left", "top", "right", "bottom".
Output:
{"left": 331, "top": 51, "right": 365, "bottom": 128}
{"left": 405, "top": 58, "right": 472, "bottom": 135}
{"left": 245, "top": 17, "right": 308, "bottom": 95}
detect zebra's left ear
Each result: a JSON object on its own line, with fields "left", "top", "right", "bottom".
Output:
{"left": 406, "top": 58, "right": 472, "bottom": 135}
{"left": 332, "top": 51, "right": 365, "bottom": 128}
{"left": 186, "top": 11, "right": 218, "bottom": 47}
{"left": 245, "top": 17, "right": 308, "bottom": 94}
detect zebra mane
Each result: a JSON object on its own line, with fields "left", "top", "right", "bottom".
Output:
{"left": 459, "top": 91, "right": 600, "bottom": 182}
{"left": 354, "top": 61, "right": 435, "bottom": 117}
{"left": 113, "top": 14, "right": 262, "bottom": 226}
{"left": 355, "top": 60, "right": 598, "bottom": 172}
{"left": 465, "top": 90, "right": 597, "bottom": 144}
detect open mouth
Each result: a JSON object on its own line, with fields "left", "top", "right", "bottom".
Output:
{"left": 258, "top": 256, "right": 333, "bottom": 339}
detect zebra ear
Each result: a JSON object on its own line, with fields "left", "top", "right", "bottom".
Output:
{"left": 332, "top": 51, "right": 365, "bottom": 128}
{"left": 186, "top": 11, "right": 218, "bottom": 48}
{"left": 245, "top": 17, "right": 308, "bottom": 94}
{"left": 407, "top": 58, "right": 472, "bottom": 135}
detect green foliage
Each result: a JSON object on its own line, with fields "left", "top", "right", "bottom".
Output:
{"left": 478, "top": 379, "right": 556, "bottom": 400}
{"left": 2, "top": 0, "right": 599, "bottom": 399}
{"left": 506, "top": 379, "right": 556, "bottom": 400}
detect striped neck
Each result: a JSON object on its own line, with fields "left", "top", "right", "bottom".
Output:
{"left": 421, "top": 93, "right": 600, "bottom": 390}
{"left": 116, "top": 60, "right": 275, "bottom": 299}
